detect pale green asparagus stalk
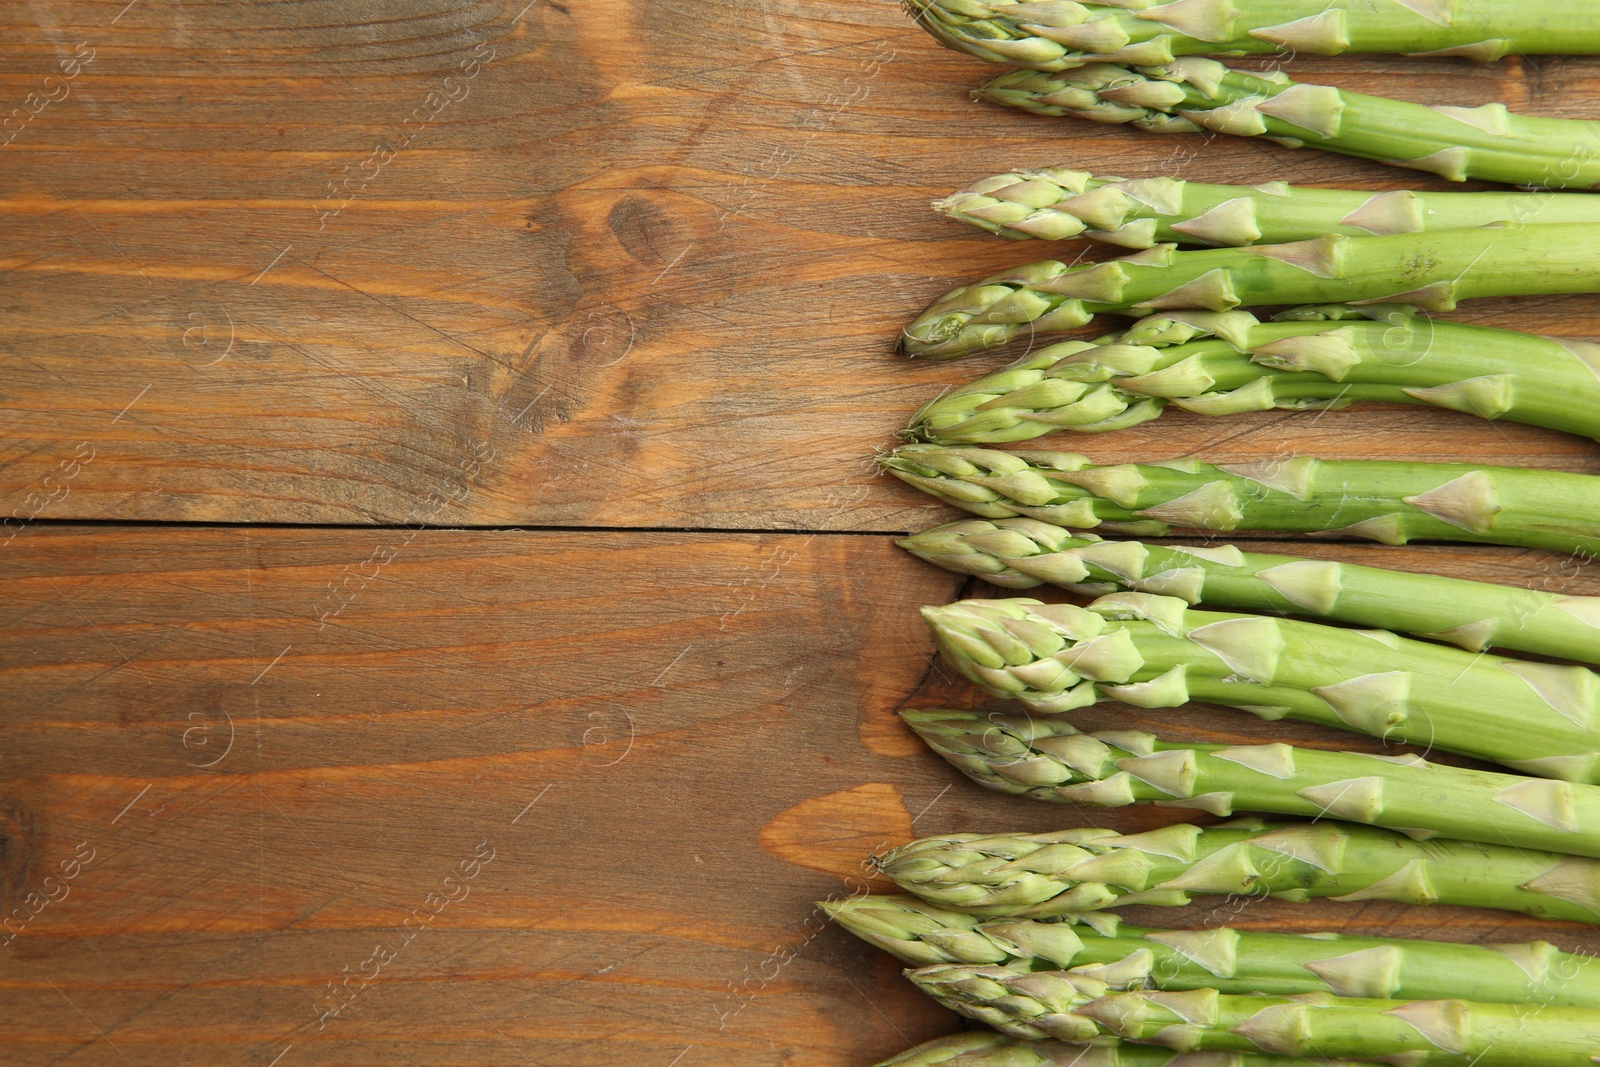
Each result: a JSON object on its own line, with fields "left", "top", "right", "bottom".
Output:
{"left": 976, "top": 58, "right": 1600, "bottom": 194}
{"left": 883, "top": 444, "right": 1600, "bottom": 559}
{"left": 877, "top": 819, "right": 1600, "bottom": 922}
{"left": 907, "top": 305, "right": 1600, "bottom": 443}
{"left": 939, "top": 171, "right": 1600, "bottom": 247}
{"left": 878, "top": 1032, "right": 1362, "bottom": 1067}
{"left": 897, "top": 518, "right": 1600, "bottom": 665}
{"left": 901, "top": 223, "right": 1600, "bottom": 359}
{"left": 921, "top": 595, "right": 1600, "bottom": 782}
{"left": 910, "top": 962, "right": 1600, "bottom": 1065}
{"left": 903, "top": 709, "right": 1600, "bottom": 855}
{"left": 831, "top": 894, "right": 1600, "bottom": 1006}
{"left": 906, "top": 0, "right": 1600, "bottom": 71}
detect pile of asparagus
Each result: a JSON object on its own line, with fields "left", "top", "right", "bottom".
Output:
{"left": 824, "top": 3, "right": 1600, "bottom": 1064}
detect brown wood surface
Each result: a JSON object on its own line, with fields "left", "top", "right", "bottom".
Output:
{"left": 4, "top": 1, "right": 1600, "bottom": 1064}
{"left": 3, "top": 0, "right": 1599, "bottom": 528}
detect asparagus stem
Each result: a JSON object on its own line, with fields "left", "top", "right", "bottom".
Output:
{"left": 903, "top": 708, "right": 1600, "bottom": 855}
{"left": 831, "top": 894, "right": 1600, "bottom": 1006}
{"left": 901, "top": 223, "right": 1600, "bottom": 359}
{"left": 974, "top": 58, "right": 1600, "bottom": 195}
{"left": 904, "top": 0, "right": 1600, "bottom": 72}
{"left": 907, "top": 305, "right": 1600, "bottom": 444}
{"left": 876, "top": 819, "right": 1600, "bottom": 922}
{"left": 909, "top": 961, "right": 1600, "bottom": 1066}
{"left": 883, "top": 444, "right": 1600, "bottom": 559}
{"left": 920, "top": 595, "right": 1600, "bottom": 782}
{"left": 878, "top": 1030, "right": 1364, "bottom": 1067}
{"left": 937, "top": 171, "right": 1600, "bottom": 247}
{"left": 898, "top": 518, "right": 1600, "bottom": 665}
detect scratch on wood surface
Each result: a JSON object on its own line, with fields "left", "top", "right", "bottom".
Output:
{"left": 254, "top": 786, "right": 362, "bottom": 893}
{"left": 45, "top": 980, "right": 136, "bottom": 1066}
{"left": 649, "top": 645, "right": 694, "bottom": 687}
{"left": 249, "top": 245, "right": 293, "bottom": 286}
{"left": 252, "top": 644, "right": 292, "bottom": 685}
{"left": 43, "top": 179, "right": 152, "bottom": 286}
{"left": 909, "top": 783, "right": 949, "bottom": 827}
{"left": 511, "top": 784, "right": 554, "bottom": 825}
{"left": 44, "top": 578, "right": 152, "bottom": 685}
{"left": 651, "top": 244, "right": 693, "bottom": 285}
{"left": 110, "top": 784, "right": 152, "bottom": 825}
{"left": 110, "top": 384, "right": 151, "bottom": 424}
{"left": 445, "top": 979, "right": 537, "bottom": 1064}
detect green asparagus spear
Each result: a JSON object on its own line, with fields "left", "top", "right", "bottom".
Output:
{"left": 878, "top": 1030, "right": 1363, "bottom": 1067}
{"left": 876, "top": 1032, "right": 1028, "bottom": 1067}
{"left": 921, "top": 595, "right": 1600, "bottom": 782}
{"left": 831, "top": 894, "right": 1600, "bottom": 1006}
{"left": 938, "top": 170, "right": 1600, "bottom": 247}
{"left": 903, "top": 709, "right": 1600, "bottom": 855}
{"left": 875, "top": 1031, "right": 1051, "bottom": 1067}
{"left": 905, "top": 0, "right": 1600, "bottom": 71}
{"left": 907, "top": 305, "right": 1600, "bottom": 443}
{"left": 883, "top": 444, "right": 1600, "bottom": 559}
{"left": 898, "top": 519, "right": 1600, "bottom": 665}
{"left": 877, "top": 819, "right": 1600, "bottom": 922}
{"left": 901, "top": 223, "right": 1600, "bottom": 359}
{"left": 976, "top": 58, "right": 1600, "bottom": 193}
{"left": 910, "top": 962, "right": 1600, "bottom": 1066}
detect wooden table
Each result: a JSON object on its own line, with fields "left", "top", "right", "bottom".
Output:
{"left": 2, "top": 2, "right": 1598, "bottom": 1063}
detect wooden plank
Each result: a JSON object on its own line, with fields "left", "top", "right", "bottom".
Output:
{"left": 2, "top": 526, "right": 1598, "bottom": 1064}
{"left": 2, "top": 2, "right": 1597, "bottom": 528}
{"left": 0, "top": 526, "right": 953, "bottom": 1065}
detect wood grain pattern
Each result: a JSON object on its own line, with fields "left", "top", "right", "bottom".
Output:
{"left": 5, "top": 1, "right": 1600, "bottom": 1064}
{"left": 0, "top": 527, "right": 974, "bottom": 1065}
